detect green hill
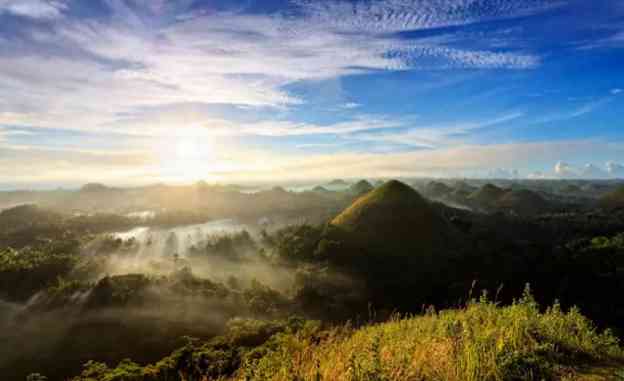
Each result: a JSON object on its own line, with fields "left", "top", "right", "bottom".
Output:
{"left": 600, "top": 186, "right": 624, "bottom": 209}
{"left": 468, "top": 183, "right": 508, "bottom": 206}
{"left": 348, "top": 179, "right": 373, "bottom": 196}
{"left": 495, "top": 189, "right": 551, "bottom": 216}
{"left": 561, "top": 183, "right": 582, "bottom": 194}
{"left": 331, "top": 180, "right": 454, "bottom": 252}
{"left": 424, "top": 181, "right": 453, "bottom": 197}
{"left": 453, "top": 180, "right": 477, "bottom": 193}
{"left": 327, "top": 179, "right": 462, "bottom": 302}
{"left": 312, "top": 185, "right": 330, "bottom": 193}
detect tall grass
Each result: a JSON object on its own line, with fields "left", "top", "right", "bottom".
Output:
{"left": 233, "top": 287, "right": 622, "bottom": 381}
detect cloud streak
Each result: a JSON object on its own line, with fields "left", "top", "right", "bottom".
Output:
{"left": 0, "top": 0, "right": 546, "bottom": 137}
{"left": 0, "top": 0, "right": 66, "bottom": 19}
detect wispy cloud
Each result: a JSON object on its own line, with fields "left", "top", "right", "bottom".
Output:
{"left": 0, "top": 0, "right": 548, "bottom": 137}
{"left": 0, "top": 0, "right": 67, "bottom": 19}
{"left": 352, "top": 111, "right": 525, "bottom": 148}
{"left": 294, "top": 0, "right": 562, "bottom": 34}
{"left": 535, "top": 97, "right": 613, "bottom": 124}
{"left": 341, "top": 102, "right": 362, "bottom": 110}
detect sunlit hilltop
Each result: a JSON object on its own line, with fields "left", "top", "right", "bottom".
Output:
{"left": 2, "top": 1, "right": 624, "bottom": 380}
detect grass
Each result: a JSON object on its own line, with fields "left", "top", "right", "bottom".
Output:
{"left": 67, "top": 287, "right": 624, "bottom": 381}
{"left": 231, "top": 288, "right": 623, "bottom": 381}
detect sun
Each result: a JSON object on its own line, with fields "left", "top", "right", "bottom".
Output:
{"left": 157, "top": 135, "right": 218, "bottom": 183}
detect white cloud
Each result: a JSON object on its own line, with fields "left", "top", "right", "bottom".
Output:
{"left": 527, "top": 171, "right": 548, "bottom": 179}
{"left": 580, "top": 163, "right": 608, "bottom": 179}
{"left": 536, "top": 97, "right": 612, "bottom": 124}
{"left": 0, "top": 0, "right": 547, "bottom": 136}
{"left": 554, "top": 161, "right": 577, "bottom": 177}
{"left": 0, "top": 0, "right": 66, "bottom": 19}
{"left": 607, "top": 161, "right": 624, "bottom": 178}
{"left": 341, "top": 102, "right": 362, "bottom": 109}
{"left": 353, "top": 111, "right": 525, "bottom": 148}
{"left": 488, "top": 168, "right": 519, "bottom": 179}
{"left": 294, "top": 0, "right": 561, "bottom": 34}
{"left": 551, "top": 161, "right": 620, "bottom": 179}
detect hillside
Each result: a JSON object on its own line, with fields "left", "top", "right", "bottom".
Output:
{"left": 348, "top": 180, "right": 373, "bottom": 196}
{"left": 600, "top": 186, "right": 624, "bottom": 209}
{"left": 468, "top": 183, "right": 508, "bottom": 207}
{"left": 495, "top": 189, "right": 551, "bottom": 216}
{"left": 453, "top": 180, "right": 477, "bottom": 193}
{"left": 70, "top": 293, "right": 624, "bottom": 381}
{"left": 424, "top": 181, "right": 453, "bottom": 197}
{"left": 330, "top": 180, "right": 456, "bottom": 254}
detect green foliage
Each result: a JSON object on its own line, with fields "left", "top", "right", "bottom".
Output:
{"left": 233, "top": 292, "right": 623, "bottom": 381}
{"left": 0, "top": 245, "right": 78, "bottom": 300}
{"left": 590, "top": 233, "right": 624, "bottom": 250}
{"left": 189, "top": 230, "right": 257, "bottom": 260}
{"left": 69, "top": 318, "right": 311, "bottom": 381}
{"left": 270, "top": 224, "right": 323, "bottom": 262}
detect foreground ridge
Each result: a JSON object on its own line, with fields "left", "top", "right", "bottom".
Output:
{"left": 70, "top": 291, "right": 624, "bottom": 381}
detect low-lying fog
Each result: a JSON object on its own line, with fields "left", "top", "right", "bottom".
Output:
{"left": 95, "top": 218, "right": 294, "bottom": 291}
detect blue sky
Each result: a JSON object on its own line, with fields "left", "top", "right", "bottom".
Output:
{"left": 1, "top": 0, "right": 624, "bottom": 188}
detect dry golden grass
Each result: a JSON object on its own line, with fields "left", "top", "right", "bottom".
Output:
{"left": 230, "top": 290, "right": 624, "bottom": 381}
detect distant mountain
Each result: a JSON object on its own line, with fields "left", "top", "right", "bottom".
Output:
{"left": 327, "top": 179, "right": 349, "bottom": 186}
{"left": 80, "top": 183, "right": 111, "bottom": 192}
{"left": 495, "top": 189, "right": 550, "bottom": 216}
{"left": 453, "top": 181, "right": 477, "bottom": 194}
{"left": 600, "top": 186, "right": 624, "bottom": 209}
{"left": 424, "top": 181, "right": 453, "bottom": 197}
{"left": 312, "top": 185, "right": 330, "bottom": 193}
{"left": 468, "top": 184, "right": 507, "bottom": 206}
{"left": 348, "top": 180, "right": 373, "bottom": 196}
{"left": 561, "top": 184, "right": 582, "bottom": 194}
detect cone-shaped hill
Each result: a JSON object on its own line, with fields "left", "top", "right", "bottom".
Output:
{"left": 495, "top": 189, "right": 550, "bottom": 216}
{"left": 326, "top": 180, "right": 463, "bottom": 308}
{"left": 561, "top": 184, "right": 582, "bottom": 194}
{"left": 468, "top": 183, "right": 508, "bottom": 206}
{"left": 348, "top": 179, "right": 374, "bottom": 196}
{"left": 453, "top": 181, "right": 477, "bottom": 194}
{"left": 330, "top": 180, "right": 458, "bottom": 256}
{"left": 312, "top": 185, "right": 330, "bottom": 193}
{"left": 600, "top": 185, "right": 624, "bottom": 209}
{"left": 423, "top": 181, "right": 452, "bottom": 197}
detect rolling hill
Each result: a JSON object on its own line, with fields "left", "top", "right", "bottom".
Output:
{"left": 495, "top": 189, "right": 551, "bottom": 216}
{"left": 330, "top": 180, "right": 456, "bottom": 255}
{"left": 600, "top": 185, "right": 624, "bottom": 209}
{"left": 348, "top": 179, "right": 373, "bottom": 196}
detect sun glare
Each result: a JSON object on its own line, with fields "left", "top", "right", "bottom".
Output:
{"left": 157, "top": 135, "right": 218, "bottom": 183}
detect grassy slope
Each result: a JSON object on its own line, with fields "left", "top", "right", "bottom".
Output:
{"left": 68, "top": 291, "right": 624, "bottom": 381}
{"left": 330, "top": 180, "right": 454, "bottom": 255}
{"left": 233, "top": 293, "right": 623, "bottom": 381}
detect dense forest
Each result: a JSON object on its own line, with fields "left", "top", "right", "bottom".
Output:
{"left": 2, "top": 179, "right": 624, "bottom": 380}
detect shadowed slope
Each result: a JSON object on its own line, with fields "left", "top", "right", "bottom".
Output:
{"left": 495, "top": 189, "right": 551, "bottom": 216}
{"left": 348, "top": 180, "right": 374, "bottom": 196}
{"left": 331, "top": 180, "right": 455, "bottom": 254}
{"left": 468, "top": 183, "right": 507, "bottom": 207}
{"left": 600, "top": 186, "right": 624, "bottom": 209}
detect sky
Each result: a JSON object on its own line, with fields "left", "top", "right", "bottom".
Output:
{"left": 1, "top": 0, "right": 624, "bottom": 188}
